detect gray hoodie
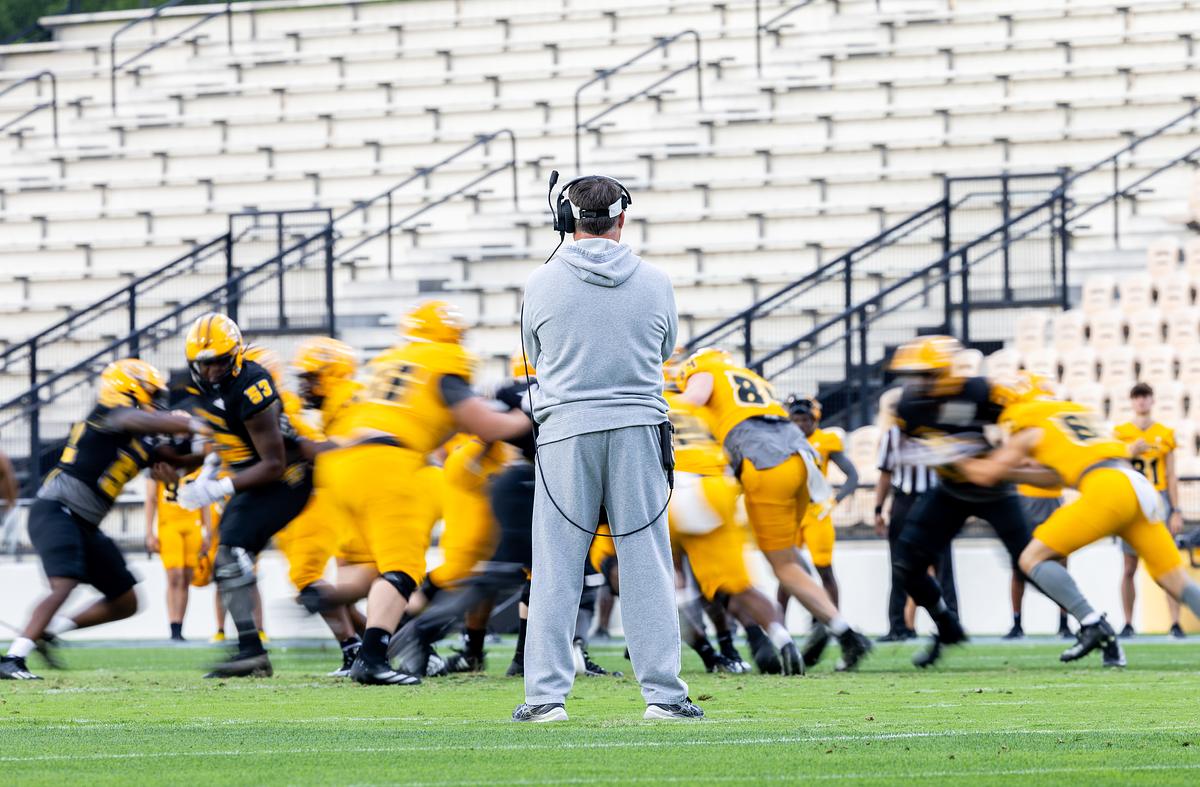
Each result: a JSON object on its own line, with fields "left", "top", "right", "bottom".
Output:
{"left": 522, "top": 237, "right": 677, "bottom": 443}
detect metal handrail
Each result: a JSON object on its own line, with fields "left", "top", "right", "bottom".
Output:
{"left": 110, "top": 0, "right": 234, "bottom": 112}
{"left": 573, "top": 29, "right": 703, "bottom": 171}
{"left": 755, "top": 0, "right": 818, "bottom": 76}
{"left": 0, "top": 70, "right": 59, "bottom": 145}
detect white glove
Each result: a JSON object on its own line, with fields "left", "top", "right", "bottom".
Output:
{"left": 177, "top": 476, "right": 234, "bottom": 511}
{"left": 197, "top": 451, "right": 222, "bottom": 481}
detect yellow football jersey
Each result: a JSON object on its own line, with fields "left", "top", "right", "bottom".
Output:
{"left": 442, "top": 435, "right": 513, "bottom": 491}
{"left": 1016, "top": 482, "right": 1063, "bottom": 499}
{"left": 155, "top": 470, "right": 203, "bottom": 529}
{"left": 679, "top": 357, "right": 787, "bottom": 444}
{"left": 280, "top": 388, "right": 324, "bottom": 442}
{"left": 318, "top": 377, "right": 362, "bottom": 439}
{"left": 1113, "top": 420, "right": 1176, "bottom": 492}
{"left": 1001, "top": 400, "right": 1129, "bottom": 489}
{"left": 342, "top": 341, "right": 475, "bottom": 454}
{"left": 665, "top": 392, "right": 729, "bottom": 477}
{"left": 806, "top": 428, "right": 843, "bottom": 477}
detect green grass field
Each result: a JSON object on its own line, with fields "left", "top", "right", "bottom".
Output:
{"left": 0, "top": 639, "right": 1197, "bottom": 785}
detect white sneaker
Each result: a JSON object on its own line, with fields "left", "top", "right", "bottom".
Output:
{"left": 644, "top": 699, "right": 704, "bottom": 720}
{"left": 512, "top": 703, "right": 568, "bottom": 722}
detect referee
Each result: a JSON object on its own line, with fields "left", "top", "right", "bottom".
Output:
{"left": 873, "top": 390, "right": 958, "bottom": 641}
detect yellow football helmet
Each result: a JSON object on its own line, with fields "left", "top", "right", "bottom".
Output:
{"left": 98, "top": 358, "right": 167, "bottom": 410}
{"left": 677, "top": 346, "right": 734, "bottom": 389}
{"left": 992, "top": 371, "right": 1057, "bottom": 408}
{"left": 294, "top": 336, "right": 357, "bottom": 381}
{"left": 403, "top": 300, "right": 466, "bottom": 344}
{"left": 888, "top": 335, "right": 962, "bottom": 375}
{"left": 243, "top": 343, "right": 285, "bottom": 382}
{"left": 185, "top": 312, "right": 244, "bottom": 390}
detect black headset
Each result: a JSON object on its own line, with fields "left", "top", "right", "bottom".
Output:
{"left": 547, "top": 170, "right": 633, "bottom": 238}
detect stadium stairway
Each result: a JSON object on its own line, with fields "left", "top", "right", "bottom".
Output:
{"left": 2, "top": 0, "right": 1200, "bottom": 484}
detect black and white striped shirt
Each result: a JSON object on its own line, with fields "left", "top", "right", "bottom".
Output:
{"left": 876, "top": 425, "right": 939, "bottom": 496}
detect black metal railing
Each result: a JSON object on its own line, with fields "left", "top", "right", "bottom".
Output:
{"left": 754, "top": 0, "right": 818, "bottom": 76}
{"left": 110, "top": 0, "right": 234, "bottom": 112}
{"left": 573, "top": 29, "right": 703, "bottom": 171}
{"left": 0, "top": 70, "right": 59, "bottom": 145}
{"left": 329, "top": 129, "right": 519, "bottom": 278}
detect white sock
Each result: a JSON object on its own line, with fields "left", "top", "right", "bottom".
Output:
{"left": 767, "top": 622, "right": 793, "bottom": 649}
{"left": 1080, "top": 611, "right": 1101, "bottom": 627}
{"left": 46, "top": 615, "right": 77, "bottom": 636}
{"left": 827, "top": 616, "right": 850, "bottom": 636}
{"left": 7, "top": 637, "right": 35, "bottom": 659}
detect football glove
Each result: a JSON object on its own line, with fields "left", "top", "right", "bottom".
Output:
{"left": 177, "top": 476, "right": 234, "bottom": 511}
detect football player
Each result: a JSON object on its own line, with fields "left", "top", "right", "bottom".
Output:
{"left": 144, "top": 471, "right": 214, "bottom": 641}
{"left": 954, "top": 390, "right": 1200, "bottom": 663}
{"left": 1, "top": 360, "right": 207, "bottom": 680}
{"left": 676, "top": 348, "right": 872, "bottom": 673}
{"left": 1113, "top": 382, "right": 1186, "bottom": 638}
{"left": 887, "top": 337, "right": 1111, "bottom": 668}
{"left": 322, "top": 301, "right": 530, "bottom": 685}
{"left": 177, "top": 313, "right": 315, "bottom": 678}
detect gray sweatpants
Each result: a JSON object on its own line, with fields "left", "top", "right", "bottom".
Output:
{"left": 525, "top": 424, "right": 688, "bottom": 707}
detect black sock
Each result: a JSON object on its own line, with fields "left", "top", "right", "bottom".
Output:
{"left": 693, "top": 637, "right": 718, "bottom": 669}
{"left": 1058, "top": 612, "right": 1069, "bottom": 629}
{"left": 1013, "top": 613, "right": 1022, "bottom": 626}
{"left": 744, "top": 625, "right": 769, "bottom": 652}
{"left": 718, "top": 629, "right": 737, "bottom": 655}
{"left": 362, "top": 627, "right": 390, "bottom": 663}
{"left": 513, "top": 618, "right": 528, "bottom": 662}
{"left": 340, "top": 636, "right": 361, "bottom": 652}
{"left": 466, "top": 628, "right": 486, "bottom": 659}
{"left": 237, "top": 630, "right": 265, "bottom": 656}
{"left": 170, "top": 622, "right": 183, "bottom": 639}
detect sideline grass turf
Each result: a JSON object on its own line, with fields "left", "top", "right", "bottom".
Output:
{"left": 0, "top": 640, "right": 1197, "bottom": 785}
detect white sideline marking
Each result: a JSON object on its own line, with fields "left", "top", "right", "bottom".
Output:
{"left": 0, "top": 725, "right": 1197, "bottom": 762}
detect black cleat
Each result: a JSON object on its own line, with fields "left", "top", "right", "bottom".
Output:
{"left": 349, "top": 657, "right": 420, "bottom": 685}
{"left": 445, "top": 648, "right": 486, "bottom": 673}
{"left": 644, "top": 698, "right": 704, "bottom": 720}
{"left": 1102, "top": 637, "right": 1127, "bottom": 668}
{"left": 835, "top": 629, "right": 873, "bottom": 672}
{"left": 35, "top": 633, "right": 64, "bottom": 669}
{"left": 750, "top": 638, "right": 782, "bottom": 674}
{"left": 913, "top": 614, "right": 966, "bottom": 669}
{"left": 780, "top": 641, "right": 806, "bottom": 676}
{"left": 574, "top": 638, "right": 621, "bottom": 677}
{"left": 0, "top": 655, "right": 42, "bottom": 680}
{"left": 876, "top": 629, "right": 912, "bottom": 643}
{"left": 506, "top": 658, "right": 524, "bottom": 677}
{"left": 204, "top": 651, "right": 273, "bottom": 678}
{"left": 512, "top": 703, "right": 567, "bottom": 722}
{"left": 1118, "top": 623, "right": 1135, "bottom": 639}
{"left": 1002, "top": 623, "right": 1024, "bottom": 640}
{"left": 328, "top": 643, "right": 360, "bottom": 678}
{"left": 708, "top": 654, "right": 745, "bottom": 673}
{"left": 801, "top": 623, "right": 830, "bottom": 668}
{"left": 1170, "top": 623, "right": 1186, "bottom": 639}
{"left": 718, "top": 639, "right": 751, "bottom": 673}
{"left": 1061, "top": 616, "right": 1117, "bottom": 663}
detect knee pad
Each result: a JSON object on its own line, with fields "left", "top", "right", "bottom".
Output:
{"left": 381, "top": 570, "right": 417, "bottom": 600}
{"left": 214, "top": 545, "right": 256, "bottom": 589}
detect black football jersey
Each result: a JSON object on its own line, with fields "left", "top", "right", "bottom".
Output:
{"left": 45, "top": 404, "right": 156, "bottom": 505}
{"left": 895, "top": 376, "right": 1011, "bottom": 501}
{"left": 186, "top": 360, "right": 305, "bottom": 471}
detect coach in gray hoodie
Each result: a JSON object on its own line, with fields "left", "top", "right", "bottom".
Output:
{"left": 513, "top": 176, "right": 697, "bottom": 723}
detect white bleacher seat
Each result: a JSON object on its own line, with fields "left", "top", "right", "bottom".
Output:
{"left": 1185, "top": 237, "right": 1200, "bottom": 282}
{"left": 1179, "top": 346, "right": 1200, "bottom": 388}
{"left": 1126, "top": 308, "right": 1164, "bottom": 350}
{"left": 847, "top": 425, "right": 880, "bottom": 482}
{"left": 1152, "top": 382, "right": 1186, "bottom": 426}
{"left": 1145, "top": 237, "right": 1182, "bottom": 280}
{"left": 1060, "top": 347, "right": 1098, "bottom": 390}
{"left": 1087, "top": 308, "right": 1126, "bottom": 351}
{"left": 1138, "top": 345, "right": 1177, "bottom": 391}
{"left": 1079, "top": 274, "right": 1116, "bottom": 314}
{"left": 1165, "top": 307, "right": 1200, "bottom": 351}
{"left": 1173, "top": 420, "right": 1197, "bottom": 460}
{"left": 1022, "top": 347, "right": 1059, "bottom": 382}
{"left": 1012, "top": 312, "right": 1049, "bottom": 355}
{"left": 1052, "top": 310, "right": 1088, "bottom": 353}
{"left": 1098, "top": 346, "right": 1137, "bottom": 390}
{"left": 1068, "top": 382, "right": 1108, "bottom": 419}
{"left": 1117, "top": 276, "right": 1154, "bottom": 314}
{"left": 985, "top": 348, "right": 1022, "bottom": 379}
{"left": 952, "top": 348, "right": 983, "bottom": 378}
{"left": 1154, "top": 271, "right": 1194, "bottom": 314}
{"left": 1109, "top": 390, "right": 1135, "bottom": 425}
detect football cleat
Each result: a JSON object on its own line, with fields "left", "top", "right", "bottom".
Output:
{"left": 35, "top": 633, "right": 64, "bottom": 670}
{"left": 349, "top": 657, "right": 421, "bottom": 686}
{"left": 780, "top": 641, "right": 806, "bottom": 676}
{"left": 445, "top": 648, "right": 486, "bottom": 673}
{"left": 512, "top": 703, "right": 567, "bottom": 722}
{"left": 1102, "top": 638, "right": 1127, "bottom": 668}
{"left": 913, "top": 614, "right": 965, "bottom": 669}
{"left": 210, "top": 631, "right": 226, "bottom": 643}
{"left": 876, "top": 629, "right": 914, "bottom": 643}
{"left": 425, "top": 647, "right": 449, "bottom": 677}
{"left": 718, "top": 639, "right": 752, "bottom": 673}
{"left": 1002, "top": 623, "right": 1025, "bottom": 640}
{"left": 506, "top": 659, "right": 524, "bottom": 677}
{"left": 644, "top": 699, "right": 704, "bottom": 720}
{"left": 0, "top": 656, "right": 42, "bottom": 680}
{"left": 204, "top": 651, "right": 273, "bottom": 679}
{"left": 835, "top": 629, "right": 874, "bottom": 672}
{"left": 709, "top": 654, "right": 746, "bottom": 673}
{"left": 800, "top": 623, "right": 830, "bottom": 668}
{"left": 1061, "top": 616, "right": 1117, "bottom": 663}
{"left": 328, "top": 643, "right": 360, "bottom": 678}
{"left": 751, "top": 638, "right": 783, "bottom": 674}
{"left": 574, "top": 638, "right": 621, "bottom": 677}
{"left": 1118, "top": 623, "right": 1135, "bottom": 639}
{"left": 1170, "top": 623, "right": 1186, "bottom": 639}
